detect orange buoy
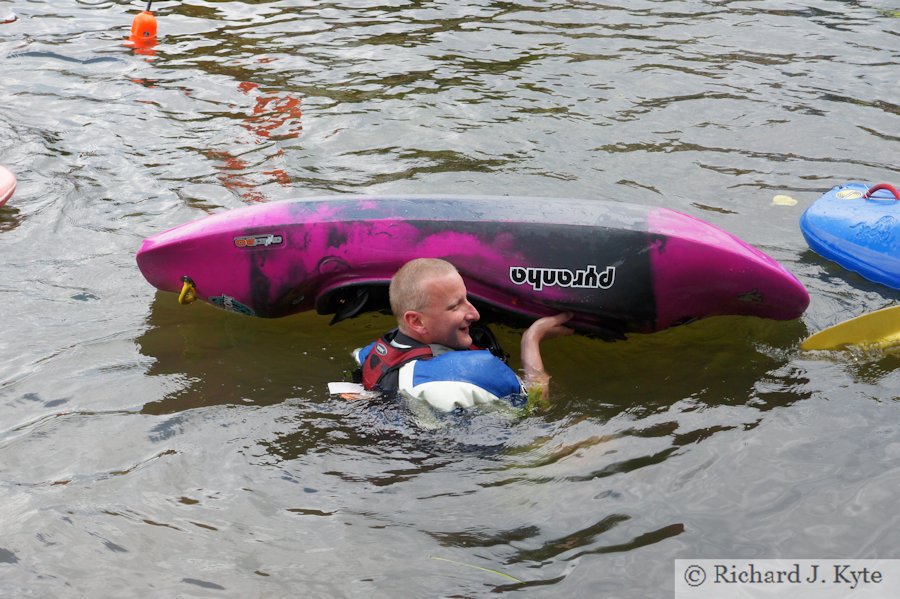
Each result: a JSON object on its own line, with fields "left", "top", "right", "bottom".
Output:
{"left": 127, "top": 2, "right": 158, "bottom": 54}
{"left": 130, "top": 10, "right": 157, "bottom": 42}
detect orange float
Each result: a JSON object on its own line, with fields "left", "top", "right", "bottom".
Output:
{"left": 127, "top": 2, "right": 157, "bottom": 52}
{"left": 130, "top": 10, "right": 157, "bottom": 42}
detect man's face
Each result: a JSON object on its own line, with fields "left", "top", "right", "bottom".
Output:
{"left": 417, "top": 271, "right": 480, "bottom": 349}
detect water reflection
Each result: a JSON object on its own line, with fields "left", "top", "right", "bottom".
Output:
{"left": 137, "top": 278, "right": 819, "bottom": 469}
{"left": 136, "top": 290, "right": 367, "bottom": 414}
{"left": 0, "top": 204, "right": 24, "bottom": 232}
{"left": 824, "top": 350, "right": 900, "bottom": 389}
{"left": 201, "top": 80, "right": 302, "bottom": 202}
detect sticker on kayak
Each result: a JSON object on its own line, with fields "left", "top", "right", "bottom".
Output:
{"left": 836, "top": 190, "right": 863, "bottom": 200}
{"left": 234, "top": 233, "right": 284, "bottom": 248}
{"left": 209, "top": 294, "right": 256, "bottom": 316}
{"left": 509, "top": 264, "right": 615, "bottom": 291}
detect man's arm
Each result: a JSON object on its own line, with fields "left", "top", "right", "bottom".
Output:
{"left": 520, "top": 312, "right": 574, "bottom": 402}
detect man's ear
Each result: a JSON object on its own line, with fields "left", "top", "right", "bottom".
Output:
{"left": 403, "top": 310, "right": 427, "bottom": 336}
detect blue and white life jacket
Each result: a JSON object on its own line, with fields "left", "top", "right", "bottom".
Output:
{"left": 356, "top": 328, "right": 525, "bottom": 411}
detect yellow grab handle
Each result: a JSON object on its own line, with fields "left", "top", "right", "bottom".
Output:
{"left": 178, "top": 276, "right": 197, "bottom": 305}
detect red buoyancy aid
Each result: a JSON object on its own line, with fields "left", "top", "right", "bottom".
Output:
{"left": 360, "top": 332, "right": 434, "bottom": 391}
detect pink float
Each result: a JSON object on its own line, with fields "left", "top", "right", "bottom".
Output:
{"left": 0, "top": 165, "right": 15, "bottom": 207}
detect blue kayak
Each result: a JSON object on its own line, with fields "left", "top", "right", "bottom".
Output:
{"left": 800, "top": 182, "right": 899, "bottom": 289}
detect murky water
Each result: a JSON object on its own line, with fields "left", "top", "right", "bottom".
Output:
{"left": 2, "top": 0, "right": 898, "bottom": 596}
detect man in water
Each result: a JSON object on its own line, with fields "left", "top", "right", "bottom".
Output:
{"left": 355, "top": 258, "right": 573, "bottom": 411}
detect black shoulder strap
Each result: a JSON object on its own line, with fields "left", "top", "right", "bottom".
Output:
{"left": 469, "top": 322, "right": 509, "bottom": 363}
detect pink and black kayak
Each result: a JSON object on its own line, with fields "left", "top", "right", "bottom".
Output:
{"left": 136, "top": 195, "right": 809, "bottom": 338}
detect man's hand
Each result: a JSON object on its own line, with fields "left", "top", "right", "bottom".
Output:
{"left": 523, "top": 312, "right": 575, "bottom": 345}
{"left": 520, "top": 312, "right": 574, "bottom": 403}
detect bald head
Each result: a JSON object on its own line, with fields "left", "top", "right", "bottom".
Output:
{"left": 389, "top": 258, "right": 480, "bottom": 347}
{"left": 389, "top": 258, "right": 459, "bottom": 318}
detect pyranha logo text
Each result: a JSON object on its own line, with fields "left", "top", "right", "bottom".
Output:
{"left": 509, "top": 264, "right": 616, "bottom": 291}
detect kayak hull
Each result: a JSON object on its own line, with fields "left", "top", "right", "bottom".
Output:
{"left": 800, "top": 182, "right": 899, "bottom": 290}
{"left": 136, "top": 196, "right": 809, "bottom": 337}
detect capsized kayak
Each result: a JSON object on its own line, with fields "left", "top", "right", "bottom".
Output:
{"left": 136, "top": 195, "right": 809, "bottom": 338}
{"left": 800, "top": 182, "right": 899, "bottom": 290}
